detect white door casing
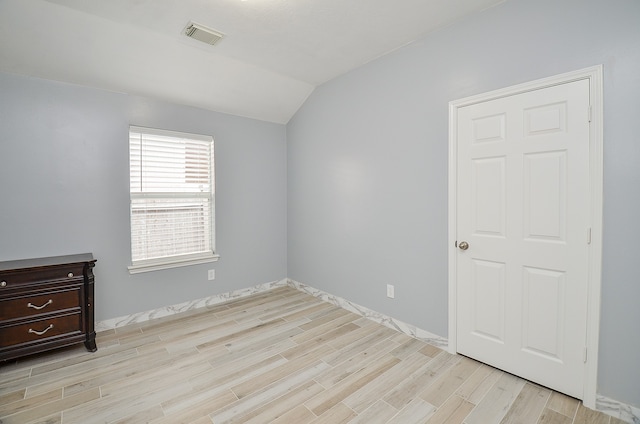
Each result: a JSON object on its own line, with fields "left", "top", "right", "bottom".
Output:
{"left": 448, "top": 66, "right": 603, "bottom": 408}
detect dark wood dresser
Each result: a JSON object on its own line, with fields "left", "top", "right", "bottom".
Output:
{"left": 0, "top": 253, "right": 97, "bottom": 361}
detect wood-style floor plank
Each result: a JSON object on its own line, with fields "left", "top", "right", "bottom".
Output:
{"left": 310, "top": 402, "right": 357, "bottom": 424}
{"left": 538, "top": 408, "right": 574, "bottom": 424}
{"left": 455, "top": 362, "right": 504, "bottom": 404}
{"left": 383, "top": 352, "right": 460, "bottom": 410}
{"left": 239, "top": 380, "right": 325, "bottom": 424}
{"left": 344, "top": 351, "right": 435, "bottom": 413}
{"left": 0, "top": 286, "right": 619, "bottom": 424}
{"left": 499, "top": 383, "right": 551, "bottom": 424}
{"left": 213, "top": 362, "right": 330, "bottom": 424}
{"left": 547, "top": 391, "right": 581, "bottom": 418}
{"left": 420, "top": 355, "right": 482, "bottom": 407}
{"left": 425, "top": 394, "right": 474, "bottom": 424}
{"left": 464, "top": 372, "right": 526, "bottom": 424}
{"left": 270, "top": 405, "right": 316, "bottom": 424}
{"left": 573, "top": 404, "right": 611, "bottom": 424}
{"left": 386, "top": 397, "right": 436, "bottom": 424}
{"left": 305, "top": 354, "right": 400, "bottom": 416}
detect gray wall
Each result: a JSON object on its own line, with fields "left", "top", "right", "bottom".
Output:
{"left": 287, "top": 0, "right": 640, "bottom": 407}
{"left": 0, "top": 72, "right": 288, "bottom": 322}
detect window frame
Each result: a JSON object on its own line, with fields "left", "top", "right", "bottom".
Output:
{"left": 127, "top": 126, "right": 219, "bottom": 274}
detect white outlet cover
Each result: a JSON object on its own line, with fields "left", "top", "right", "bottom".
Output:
{"left": 208, "top": 269, "right": 215, "bottom": 280}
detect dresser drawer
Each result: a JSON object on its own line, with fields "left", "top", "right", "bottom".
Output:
{"left": 0, "top": 287, "right": 82, "bottom": 321}
{"left": 0, "top": 313, "right": 83, "bottom": 348}
{"left": 0, "top": 264, "right": 85, "bottom": 290}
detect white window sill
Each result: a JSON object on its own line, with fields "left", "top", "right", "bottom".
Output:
{"left": 128, "top": 253, "right": 220, "bottom": 274}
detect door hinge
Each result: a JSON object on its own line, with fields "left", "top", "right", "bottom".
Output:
{"left": 583, "top": 347, "right": 588, "bottom": 363}
{"left": 588, "top": 105, "right": 592, "bottom": 122}
{"left": 587, "top": 227, "right": 592, "bottom": 244}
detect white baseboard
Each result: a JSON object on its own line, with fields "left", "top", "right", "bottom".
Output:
{"left": 95, "top": 279, "right": 288, "bottom": 332}
{"left": 286, "top": 279, "right": 448, "bottom": 348}
{"left": 597, "top": 395, "right": 640, "bottom": 424}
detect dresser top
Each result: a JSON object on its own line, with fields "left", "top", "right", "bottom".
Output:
{"left": 0, "top": 253, "right": 95, "bottom": 272}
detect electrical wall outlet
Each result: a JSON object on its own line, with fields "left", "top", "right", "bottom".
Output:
{"left": 208, "top": 269, "right": 215, "bottom": 280}
{"left": 387, "top": 284, "right": 395, "bottom": 299}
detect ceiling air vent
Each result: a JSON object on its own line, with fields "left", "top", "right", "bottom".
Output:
{"left": 184, "top": 22, "right": 224, "bottom": 46}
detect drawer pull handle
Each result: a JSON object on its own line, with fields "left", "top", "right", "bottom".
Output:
{"left": 68, "top": 272, "right": 74, "bottom": 278}
{"left": 28, "top": 324, "right": 54, "bottom": 336}
{"left": 0, "top": 281, "right": 6, "bottom": 287}
{"left": 27, "top": 299, "right": 53, "bottom": 310}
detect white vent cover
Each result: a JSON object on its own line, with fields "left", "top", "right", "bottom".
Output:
{"left": 184, "top": 22, "right": 224, "bottom": 46}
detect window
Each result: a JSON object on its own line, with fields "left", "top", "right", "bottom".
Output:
{"left": 128, "top": 126, "right": 218, "bottom": 273}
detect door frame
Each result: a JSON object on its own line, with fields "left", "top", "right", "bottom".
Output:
{"left": 447, "top": 65, "right": 603, "bottom": 408}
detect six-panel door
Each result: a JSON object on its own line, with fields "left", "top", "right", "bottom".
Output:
{"left": 456, "top": 79, "right": 591, "bottom": 398}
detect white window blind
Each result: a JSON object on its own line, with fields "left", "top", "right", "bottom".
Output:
{"left": 128, "top": 126, "right": 217, "bottom": 273}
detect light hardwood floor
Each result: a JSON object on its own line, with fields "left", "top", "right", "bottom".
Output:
{"left": 0, "top": 286, "right": 623, "bottom": 424}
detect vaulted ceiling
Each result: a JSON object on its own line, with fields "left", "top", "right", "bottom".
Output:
{"left": 0, "top": 0, "right": 505, "bottom": 123}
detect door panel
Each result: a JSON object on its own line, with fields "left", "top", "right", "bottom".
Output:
{"left": 456, "top": 79, "right": 590, "bottom": 398}
{"left": 523, "top": 151, "right": 566, "bottom": 241}
{"left": 521, "top": 266, "right": 565, "bottom": 361}
{"left": 471, "top": 259, "right": 506, "bottom": 343}
{"left": 472, "top": 157, "right": 506, "bottom": 237}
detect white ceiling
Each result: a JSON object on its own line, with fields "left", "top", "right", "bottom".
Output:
{"left": 0, "top": 0, "right": 505, "bottom": 124}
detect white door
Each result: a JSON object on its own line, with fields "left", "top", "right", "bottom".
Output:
{"left": 456, "top": 79, "right": 591, "bottom": 398}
